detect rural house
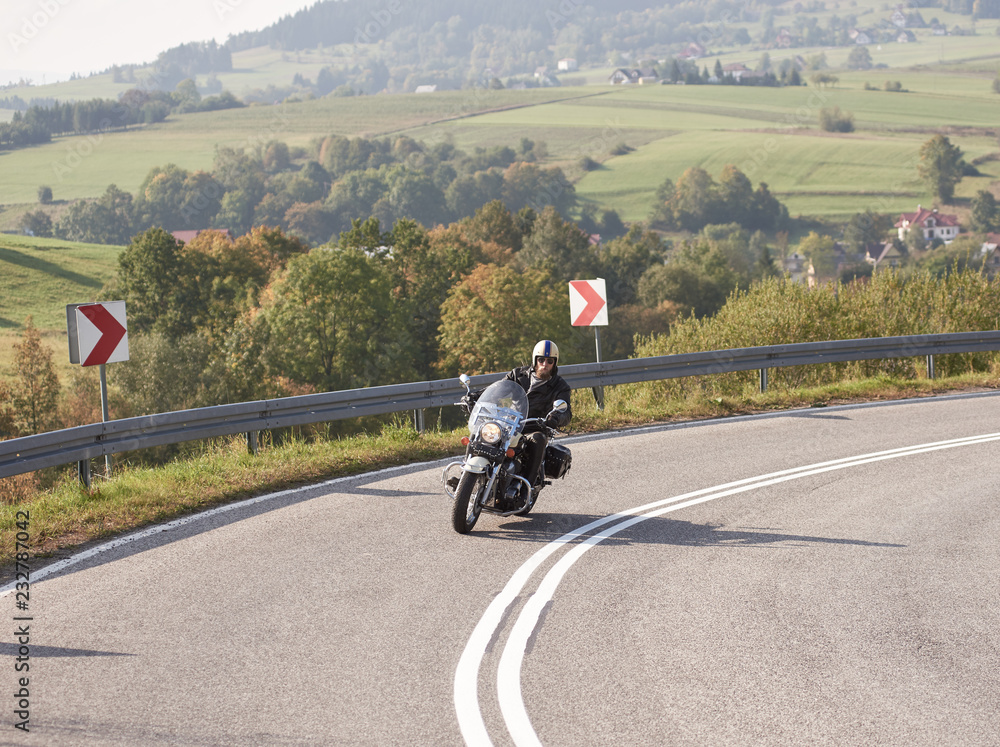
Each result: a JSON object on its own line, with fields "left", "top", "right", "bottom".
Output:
{"left": 865, "top": 241, "right": 905, "bottom": 270}
{"left": 608, "top": 68, "right": 658, "bottom": 85}
{"left": 980, "top": 234, "right": 1000, "bottom": 276}
{"left": 783, "top": 252, "right": 809, "bottom": 284}
{"left": 895, "top": 205, "right": 961, "bottom": 244}
{"left": 676, "top": 42, "right": 706, "bottom": 60}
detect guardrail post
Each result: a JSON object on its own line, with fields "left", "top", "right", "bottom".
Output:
{"left": 413, "top": 409, "right": 425, "bottom": 434}
{"left": 759, "top": 367, "right": 768, "bottom": 394}
{"left": 926, "top": 354, "right": 935, "bottom": 380}
{"left": 78, "top": 458, "right": 91, "bottom": 488}
{"left": 247, "top": 431, "right": 259, "bottom": 455}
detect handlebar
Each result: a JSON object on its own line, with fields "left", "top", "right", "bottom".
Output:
{"left": 523, "top": 416, "right": 562, "bottom": 436}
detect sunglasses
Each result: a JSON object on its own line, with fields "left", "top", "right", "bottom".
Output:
{"left": 536, "top": 356, "right": 557, "bottom": 365}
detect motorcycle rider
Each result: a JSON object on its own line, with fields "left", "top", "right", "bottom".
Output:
{"left": 502, "top": 340, "right": 572, "bottom": 495}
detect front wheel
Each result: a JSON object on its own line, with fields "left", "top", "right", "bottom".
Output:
{"left": 452, "top": 471, "right": 485, "bottom": 534}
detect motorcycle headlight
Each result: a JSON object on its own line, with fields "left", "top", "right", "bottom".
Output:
{"left": 479, "top": 422, "right": 503, "bottom": 444}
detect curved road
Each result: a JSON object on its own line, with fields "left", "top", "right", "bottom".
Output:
{"left": 3, "top": 392, "right": 1000, "bottom": 745}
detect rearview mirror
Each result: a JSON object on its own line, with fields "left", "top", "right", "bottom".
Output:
{"left": 551, "top": 400, "right": 568, "bottom": 413}
{"left": 459, "top": 373, "right": 471, "bottom": 391}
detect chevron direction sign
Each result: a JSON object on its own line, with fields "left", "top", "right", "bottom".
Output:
{"left": 568, "top": 279, "right": 608, "bottom": 326}
{"left": 67, "top": 302, "right": 129, "bottom": 367}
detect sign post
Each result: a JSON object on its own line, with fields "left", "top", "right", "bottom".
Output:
{"left": 569, "top": 279, "right": 609, "bottom": 410}
{"left": 67, "top": 302, "right": 129, "bottom": 484}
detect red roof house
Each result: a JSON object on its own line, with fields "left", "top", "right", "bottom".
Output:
{"left": 894, "top": 205, "right": 960, "bottom": 243}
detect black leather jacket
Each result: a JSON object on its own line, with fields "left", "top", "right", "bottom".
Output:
{"left": 503, "top": 365, "right": 572, "bottom": 430}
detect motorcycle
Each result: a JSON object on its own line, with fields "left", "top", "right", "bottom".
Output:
{"left": 442, "top": 374, "right": 572, "bottom": 534}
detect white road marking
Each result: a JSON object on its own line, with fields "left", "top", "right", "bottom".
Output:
{"left": 454, "top": 432, "right": 1000, "bottom": 746}
{"left": 0, "top": 461, "right": 428, "bottom": 598}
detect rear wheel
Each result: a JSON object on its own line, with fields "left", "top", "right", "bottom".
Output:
{"left": 451, "top": 471, "right": 485, "bottom": 534}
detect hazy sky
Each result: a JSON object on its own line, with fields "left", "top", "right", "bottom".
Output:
{"left": 2, "top": 0, "right": 317, "bottom": 86}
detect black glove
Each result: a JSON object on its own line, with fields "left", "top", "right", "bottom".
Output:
{"left": 544, "top": 414, "right": 560, "bottom": 429}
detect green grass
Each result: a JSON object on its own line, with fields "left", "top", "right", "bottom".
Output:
{"left": 0, "top": 234, "right": 122, "bottom": 377}
{"left": 1, "top": 36, "right": 997, "bottom": 217}
{"left": 0, "top": 88, "right": 588, "bottom": 204}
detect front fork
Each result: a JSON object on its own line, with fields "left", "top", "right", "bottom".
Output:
{"left": 442, "top": 454, "right": 532, "bottom": 516}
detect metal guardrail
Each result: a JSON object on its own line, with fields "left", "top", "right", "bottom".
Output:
{"left": 3, "top": 331, "right": 1000, "bottom": 481}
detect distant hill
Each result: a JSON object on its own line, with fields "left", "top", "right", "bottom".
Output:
{"left": 224, "top": 0, "right": 654, "bottom": 51}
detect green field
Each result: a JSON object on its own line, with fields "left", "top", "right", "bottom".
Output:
{"left": 0, "top": 5, "right": 998, "bottom": 320}
{"left": 3, "top": 68, "right": 997, "bottom": 217}
{"left": 0, "top": 88, "right": 583, "bottom": 205}
{"left": 0, "top": 234, "right": 122, "bottom": 377}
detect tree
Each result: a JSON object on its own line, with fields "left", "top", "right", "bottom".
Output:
{"left": 670, "top": 166, "right": 723, "bottom": 231}
{"left": 21, "top": 210, "right": 53, "bottom": 237}
{"left": 180, "top": 229, "right": 276, "bottom": 342}
{"left": 751, "top": 232, "right": 781, "bottom": 281}
{"left": 718, "top": 165, "right": 754, "bottom": 226}
{"left": 818, "top": 106, "right": 854, "bottom": 132}
{"left": 384, "top": 219, "right": 477, "bottom": 379}
{"left": 378, "top": 166, "right": 448, "bottom": 227}
{"left": 259, "top": 247, "right": 416, "bottom": 390}
{"left": 918, "top": 134, "right": 965, "bottom": 203}
{"left": 970, "top": 190, "right": 999, "bottom": 232}
{"left": 501, "top": 162, "right": 575, "bottom": 216}
{"left": 846, "top": 45, "right": 874, "bottom": 70}
{"left": 462, "top": 199, "right": 524, "bottom": 253}
{"left": 110, "top": 228, "right": 190, "bottom": 337}
{"left": 213, "top": 189, "right": 257, "bottom": 236}
{"left": 436, "top": 263, "right": 577, "bottom": 375}
{"left": 843, "top": 209, "right": 893, "bottom": 252}
{"left": 516, "top": 206, "right": 595, "bottom": 281}
{"left": 648, "top": 177, "right": 676, "bottom": 229}
{"left": 112, "top": 331, "right": 215, "bottom": 416}
{"left": 262, "top": 141, "right": 291, "bottom": 173}
{"left": 8, "top": 317, "right": 61, "bottom": 435}
{"left": 595, "top": 225, "right": 669, "bottom": 307}
{"left": 798, "top": 231, "right": 837, "bottom": 279}
{"left": 284, "top": 201, "right": 333, "bottom": 245}
{"left": 133, "top": 163, "right": 191, "bottom": 230}
{"left": 56, "top": 184, "right": 135, "bottom": 245}
{"left": 906, "top": 225, "right": 928, "bottom": 253}
{"left": 37, "top": 185, "right": 52, "bottom": 204}
{"left": 637, "top": 238, "right": 740, "bottom": 318}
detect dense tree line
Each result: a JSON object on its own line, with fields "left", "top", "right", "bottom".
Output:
{"left": 632, "top": 267, "right": 1000, "bottom": 406}
{"left": 0, "top": 92, "right": 163, "bottom": 150}
{"left": 0, "top": 82, "right": 243, "bottom": 151}
{"left": 648, "top": 165, "right": 789, "bottom": 234}
{"left": 53, "top": 135, "right": 581, "bottom": 246}
{"left": 85, "top": 205, "right": 676, "bottom": 420}
{"left": 81, "top": 191, "right": 792, "bottom": 423}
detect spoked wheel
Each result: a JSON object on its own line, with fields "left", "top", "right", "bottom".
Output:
{"left": 451, "top": 471, "right": 485, "bottom": 534}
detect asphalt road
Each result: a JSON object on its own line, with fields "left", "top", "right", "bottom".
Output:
{"left": 3, "top": 392, "right": 999, "bottom": 746}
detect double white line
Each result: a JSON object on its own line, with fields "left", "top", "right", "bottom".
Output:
{"left": 454, "top": 431, "right": 1000, "bottom": 746}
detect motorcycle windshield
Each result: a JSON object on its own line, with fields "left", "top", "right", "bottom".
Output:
{"left": 469, "top": 379, "right": 528, "bottom": 434}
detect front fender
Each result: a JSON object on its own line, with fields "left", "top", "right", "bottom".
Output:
{"left": 463, "top": 456, "right": 489, "bottom": 474}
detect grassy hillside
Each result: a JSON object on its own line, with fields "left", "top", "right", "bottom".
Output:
{"left": 3, "top": 67, "right": 998, "bottom": 220}
{"left": 0, "top": 87, "right": 583, "bottom": 206}
{"left": 0, "top": 234, "right": 122, "bottom": 378}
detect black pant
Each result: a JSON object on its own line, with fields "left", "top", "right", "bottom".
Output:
{"left": 523, "top": 431, "right": 547, "bottom": 488}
